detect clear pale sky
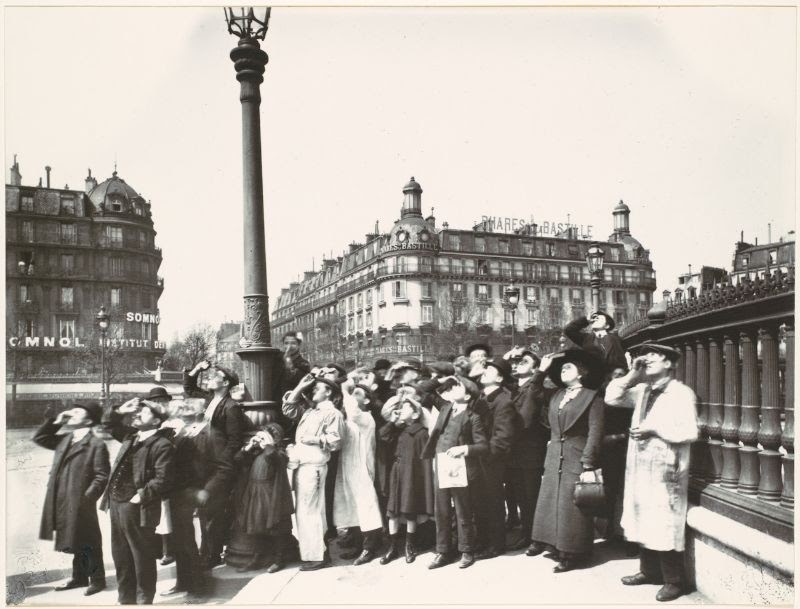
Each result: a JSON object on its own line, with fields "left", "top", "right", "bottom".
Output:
{"left": 5, "top": 5, "right": 796, "bottom": 341}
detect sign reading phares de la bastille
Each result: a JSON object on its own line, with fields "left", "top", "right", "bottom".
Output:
{"left": 480, "top": 215, "right": 593, "bottom": 239}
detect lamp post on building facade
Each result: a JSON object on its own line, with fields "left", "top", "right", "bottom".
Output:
{"left": 96, "top": 305, "right": 109, "bottom": 406}
{"left": 224, "top": 6, "right": 282, "bottom": 412}
{"left": 586, "top": 244, "right": 606, "bottom": 312}
{"left": 504, "top": 283, "right": 521, "bottom": 346}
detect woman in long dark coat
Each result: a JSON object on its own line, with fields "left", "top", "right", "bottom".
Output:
{"left": 35, "top": 403, "right": 110, "bottom": 595}
{"left": 233, "top": 423, "right": 294, "bottom": 573}
{"left": 527, "top": 349, "right": 605, "bottom": 573}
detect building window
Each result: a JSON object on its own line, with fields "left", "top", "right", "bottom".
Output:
{"left": 474, "top": 237, "right": 486, "bottom": 253}
{"left": 449, "top": 234, "right": 461, "bottom": 251}
{"left": 109, "top": 257, "right": 124, "bottom": 276}
{"left": 60, "top": 287, "right": 74, "bottom": 307}
{"left": 422, "top": 304, "right": 433, "bottom": 323}
{"left": 61, "top": 254, "right": 74, "bottom": 272}
{"left": 569, "top": 266, "right": 581, "bottom": 281}
{"left": 477, "top": 284, "right": 489, "bottom": 300}
{"left": 357, "top": 313, "right": 363, "bottom": 331}
{"left": 393, "top": 280, "right": 406, "bottom": 299}
{"left": 769, "top": 249, "right": 778, "bottom": 265}
{"left": 525, "top": 286, "right": 539, "bottom": 302}
{"left": 548, "top": 288, "right": 561, "bottom": 302}
{"left": 356, "top": 293, "right": 363, "bottom": 309}
{"left": 478, "top": 306, "right": 490, "bottom": 325}
{"left": 501, "top": 261, "right": 511, "bottom": 277}
{"left": 21, "top": 194, "right": 34, "bottom": 212}
{"left": 19, "top": 284, "right": 29, "bottom": 303}
{"left": 571, "top": 288, "right": 583, "bottom": 305}
{"left": 451, "top": 258, "right": 463, "bottom": 275}
{"left": 420, "top": 257, "right": 433, "bottom": 273}
{"left": 105, "top": 226, "right": 123, "bottom": 247}
{"left": 110, "top": 197, "right": 123, "bottom": 212}
{"left": 522, "top": 241, "right": 533, "bottom": 256}
{"left": 451, "top": 282, "right": 464, "bottom": 298}
{"left": 59, "top": 319, "right": 75, "bottom": 340}
{"left": 546, "top": 242, "right": 555, "bottom": 257}
{"left": 366, "top": 289, "right": 373, "bottom": 306}
{"left": 453, "top": 305, "right": 465, "bottom": 324}
{"left": 477, "top": 259, "right": 488, "bottom": 276}
{"left": 141, "top": 260, "right": 150, "bottom": 275}
{"left": 139, "top": 230, "right": 147, "bottom": 248}
{"left": 396, "top": 333, "right": 408, "bottom": 348}
{"left": 741, "top": 255, "right": 749, "bottom": 268}
{"left": 19, "top": 319, "right": 33, "bottom": 337}
{"left": 504, "top": 308, "right": 514, "bottom": 325}
{"left": 60, "top": 197, "right": 76, "bottom": 215}
{"left": 21, "top": 220, "right": 33, "bottom": 242}
{"left": 527, "top": 307, "right": 539, "bottom": 325}
{"left": 133, "top": 202, "right": 144, "bottom": 216}
{"left": 498, "top": 239, "right": 509, "bottom": 254}
{"left": 421, "top": 281, "right": 433, "bottom": 299}
{"left": 60, "top": 223, "right": 77, "bottom": 244}
{"left": 111, "top": 288, "right": 122, "bottom": 308}
{"left": 614, "top": 290, "right": 627, "bottom": 306}
{"left": 377, "top": 284, "right": 384, "bottom": 303}
{"left": 639, "top": 292, "right": 650, "bottom": 306}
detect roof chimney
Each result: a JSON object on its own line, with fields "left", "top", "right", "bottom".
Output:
{"left": 8, "top": 154, "right": 22, "bottom": 186}
{"left": 85, "top": 168, "right": 97, "bottom": 194}
{"left": 45, "top": 166, "right": 51, "bottom": 188}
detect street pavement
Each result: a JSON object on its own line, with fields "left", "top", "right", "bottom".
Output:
{"left": 6, "top": 428, "right": 709, "bottom": 606}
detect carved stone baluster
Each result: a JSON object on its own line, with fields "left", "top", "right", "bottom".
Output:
{"left": 692, "top": 337, "right": 710, "bottom": 478}
{"left": 675, "top": 341, "right": 686, "bottom": 384}
{"left": 706, "top": 334, "right": 724, "bottom": 483}
{"left": 738, "top": 329, "right": 760, "bottom": 495}
{"left": 720, "top": 334, "right": 741, "bottom": 488}
{"left": 684, "top": 341, "right": 697, "bottom": 391}
{"left": 758, "top": 325, "right": 783, "bottom": 501}
{"left": 781, "top": 325, "right": 794, "bottom": 508}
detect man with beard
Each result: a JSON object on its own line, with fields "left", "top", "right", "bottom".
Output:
{"left": 102, "top": 399, "right": 175, "bottom": 605}
{"left": 283, "top": 374, "right": 344, "bottom": 571}
{"left": 183, "top": 361, "right": 245, "bottom": 568}
{"left": 503, "top": 347, "right": 549, "bottom": 551}
{"left": 35, "top": 402, "right": 109, "bottom": 596}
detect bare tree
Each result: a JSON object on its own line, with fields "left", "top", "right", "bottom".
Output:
{"left": 183, "top": 324, "right": 217, "bottom": 368}
{"left": 77, "top": 326, "right": 143, "bottom": 396}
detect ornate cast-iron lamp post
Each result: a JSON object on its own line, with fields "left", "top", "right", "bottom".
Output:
{"left": 224, "top": 6, "right": 282, "bottom": 414}
{"left": 224, "top": 6, "right": 285, "bottom": 568}
{"left": 96, "top": 305, "right": 109, "bottom": 407}
{"left": 586, "top": 244, "right": 606, "bottom": 312}
{"left": 504, "top": 283, "right": 521, "bottom": 346}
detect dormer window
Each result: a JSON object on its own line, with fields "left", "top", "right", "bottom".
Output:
{"left": 60, "top": 197, "right": 76, "bottom": 215}
{"left": 109, "top": 197, "right": 123, "bottom": 212}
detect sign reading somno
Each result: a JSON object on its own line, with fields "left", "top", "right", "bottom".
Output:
{"left": 126, "top": 311, "right": 160, "bottom": 324}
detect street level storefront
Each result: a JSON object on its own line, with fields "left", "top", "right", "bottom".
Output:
{"left": 6, "top": 381, "right": 183, "bottom": 427}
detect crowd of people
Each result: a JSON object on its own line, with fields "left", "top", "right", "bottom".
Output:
{"left": 33, "top": 310, "right": 700, "bottom": 604}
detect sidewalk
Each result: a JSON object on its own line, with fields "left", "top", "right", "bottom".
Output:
{"left": 10, "top": 540, "right": 709, "bottom": 606}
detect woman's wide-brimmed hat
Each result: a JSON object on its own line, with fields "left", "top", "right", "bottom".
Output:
{"left": 547, "top": 348, "right": 605, "bottom": 390}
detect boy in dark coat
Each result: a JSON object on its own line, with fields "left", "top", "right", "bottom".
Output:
{"left": 102, "top": 399, "right": 175, "bottom": 605}
{"left": 421, "top": 376, "right": 488, "bottom": 570}
{"left": 379, "top": 398, "right": 435, "bottom": 565}
{"left": 35, "top": 402, "right": 109, "bottom": 596}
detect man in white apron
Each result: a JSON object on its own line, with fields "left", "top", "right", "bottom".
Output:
{"left": 283, "top": 375, "right": 344, "bottom": 571}
{"left": 605, "top": 342, "right": 699, "bottom": 602}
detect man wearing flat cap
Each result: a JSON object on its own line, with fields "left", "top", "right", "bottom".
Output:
{"left": 183, "top": 360, "right": 246, "bottom": 568}
{"left": 283, "top": 373, "right": 344, "bottom": 570}
{"left": 34, "top": 402, "right": 109, "bottom": 596}
{"left": 605, "top": 342, "right": 699, "bottom": 603}
{"left": 102, "top": 398, "right": 175, "bottom": 604}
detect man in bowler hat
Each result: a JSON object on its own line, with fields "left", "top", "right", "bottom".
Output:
{"left": 34, "top": 402, "right": 109, "bottom": 596}
{"left": 102, "top": 399, "right": 175, "bottom": 605}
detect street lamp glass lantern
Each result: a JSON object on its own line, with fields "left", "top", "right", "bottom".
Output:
{"left": 96, "top": 305, "right": 110, "bottom": 331}
{"left": 586, "top": 244, "right": 606, "bottom": 274}
{"left": 505, "top": 284, "right": 521, "bottom": 306}
{"left": 224, "top": 6, "right": 271, "bottom": 40}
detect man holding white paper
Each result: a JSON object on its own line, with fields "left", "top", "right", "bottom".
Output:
{"left": 421, "top": 376, "right": 488, "bottom": 570}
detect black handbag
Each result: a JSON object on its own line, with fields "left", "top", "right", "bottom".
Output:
{"left": 573, "top": 468, "right": 606, "bottom": 514}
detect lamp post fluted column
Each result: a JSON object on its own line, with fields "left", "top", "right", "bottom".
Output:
{"left": 228, "top": 14, "right": 282, "bottom": 416}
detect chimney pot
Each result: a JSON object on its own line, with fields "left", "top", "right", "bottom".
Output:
{"left": 45, "top": 166, "right": 51, "bottom": 188}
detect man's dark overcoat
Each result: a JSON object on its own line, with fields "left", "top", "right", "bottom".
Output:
{"left": 35, "top": 419, "right": 110, "bottom": 553}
